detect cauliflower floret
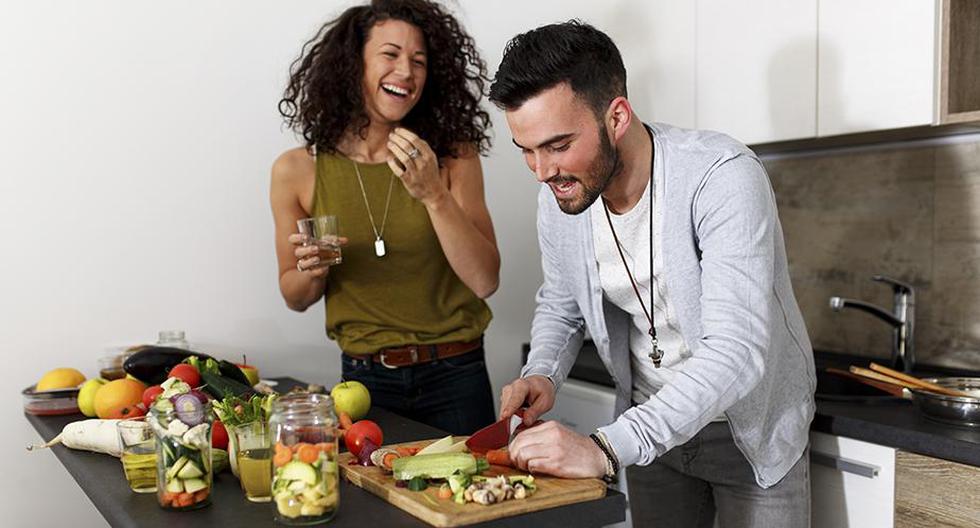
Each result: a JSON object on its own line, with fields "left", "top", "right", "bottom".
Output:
{"left": 167, "top": 419, "right": 189, "bottom": 437}
{"left": 182, "top": 423, "right": 210, "bottom": 450}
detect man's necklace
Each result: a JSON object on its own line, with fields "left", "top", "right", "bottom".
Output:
{"left": 601, "top": 127, "right": 663, "bottom": 367}
{"left": 352, "top": 160, "right": 395, "bottom": 257}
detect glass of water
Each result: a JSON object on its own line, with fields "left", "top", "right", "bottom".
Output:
{"left": 297, "top": 216, "right": 342, "bottom": 267}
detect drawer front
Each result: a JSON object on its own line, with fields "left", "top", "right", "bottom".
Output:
{"left": 810, "top": 431, "right": 896, "bottom": 528}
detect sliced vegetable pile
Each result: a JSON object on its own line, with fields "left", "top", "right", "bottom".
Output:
{"left": 272, "top": 441, "right": 338, "bottom": 519}
{"left": 147, "top": 377, "right": 213, "bottom": 510}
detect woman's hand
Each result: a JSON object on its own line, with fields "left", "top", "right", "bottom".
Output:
{"left": 386, "top": 127, "right": 449, "bottom": 208}
{"left": 289, "top": 233, "right": 349, "bottom": 278}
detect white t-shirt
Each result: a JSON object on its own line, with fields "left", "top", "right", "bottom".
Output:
{"left": 591, "top": 178, "right": 726, "bottom": 422}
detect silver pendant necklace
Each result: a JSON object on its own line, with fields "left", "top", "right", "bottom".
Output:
{"left": 352, "top": 160, "right": 395, "bottom": 257}
{"left": 601, "top": 126, "right": 663, "bottom": 367}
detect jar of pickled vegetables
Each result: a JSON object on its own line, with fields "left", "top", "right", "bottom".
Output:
{"left": 147, "top": 391, "right": 213, "bottom": 511}
{"left": 268, "top": 393, "right": 339, "bottom": 525}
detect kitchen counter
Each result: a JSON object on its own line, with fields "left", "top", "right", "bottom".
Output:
{"left": 554, "top": 341, "right": 980, "bottom": 468}
{"left": 25, "top": 377, "right": 626, "bottom": 528}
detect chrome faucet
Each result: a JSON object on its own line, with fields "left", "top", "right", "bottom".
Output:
{"left": 829, "top": 275, "right": 916, "bottom": 373}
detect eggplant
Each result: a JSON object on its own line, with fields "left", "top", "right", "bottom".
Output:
{"left": 216, "top": 359, "right": 253, "bottom": 386}
{"left": 123, "top": 346, "right": 213, "bottom": 385}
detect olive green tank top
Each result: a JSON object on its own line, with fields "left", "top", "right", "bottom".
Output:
{"left": 311, "top": 153, "right": 492, "bottom": 354}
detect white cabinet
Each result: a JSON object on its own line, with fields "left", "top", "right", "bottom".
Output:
{"left": 817, "top": 0, "right": 938, "bottom": 136}
{"left": 696, "top": 0, "right": 817, "bottom": 144}
{"left": 810, "top": 431, "right": 896, "bottom": 528}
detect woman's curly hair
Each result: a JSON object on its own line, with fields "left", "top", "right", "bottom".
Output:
{"left": 279, "top": 0, "right": 492, "bottom": 159}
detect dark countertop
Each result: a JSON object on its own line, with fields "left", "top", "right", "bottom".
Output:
{"left": 26, "top": 377, "right": 625, "bottom": 528}
{"left": 551, "top": 341, "right": 980, "bottom": 468}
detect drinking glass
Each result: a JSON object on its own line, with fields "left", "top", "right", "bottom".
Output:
{"left": 117, "top": 420, "right": 157, "bottom": 493}
{"left": 297, "top": 216, "right": 342, "bottom": 267}
{"left": 232, "top": 421, "right": 273, "bottom": 503}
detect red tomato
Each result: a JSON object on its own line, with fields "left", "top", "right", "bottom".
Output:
{"left": 211, "top": 420, "right": 229, "bottom": 450}
{"left": 141, "top": 385, "right": 164, "bottom": 409}
{"left": 344, "top": 420, "right": 383, "bottom": 458}
{"left": 168, "top": 364, "right": 201, "bottom": 388}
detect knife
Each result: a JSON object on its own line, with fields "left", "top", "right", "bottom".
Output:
{"left": 465, "top": 409, "right": 525, "bottom": 454}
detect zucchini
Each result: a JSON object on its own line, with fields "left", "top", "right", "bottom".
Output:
{"left": 201, "top": 371, "right": 254, "bottom": 399}
{"left": 392, "top": 453, "right": 479, "bottom": 481}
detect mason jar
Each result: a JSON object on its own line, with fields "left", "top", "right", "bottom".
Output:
{"left": 147, "top": 399, "right": 213, "bottom": 511}
{"left": 269, "top": 393, "right": 339, "bottom": 525}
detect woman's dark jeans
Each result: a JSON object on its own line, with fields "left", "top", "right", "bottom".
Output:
{"left": 340, "top": 346, "right": 496, "bottom": 436}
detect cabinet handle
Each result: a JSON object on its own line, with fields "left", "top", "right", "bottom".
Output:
{"left": 811, "top": 452, "right": 880, "bottom": 478}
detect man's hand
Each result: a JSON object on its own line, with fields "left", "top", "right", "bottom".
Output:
{"left": 499, "top": 375, "right": 555, "bottom": 426}
{"left": 508, "top": 421, "right": 607, "bottom": 478}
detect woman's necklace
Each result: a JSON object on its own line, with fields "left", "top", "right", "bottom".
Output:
{"left": 352, "top": 160, "right": 395, "bottom": 257}
{"left": 601, "top": 128, "right": 663, "bottom": 367}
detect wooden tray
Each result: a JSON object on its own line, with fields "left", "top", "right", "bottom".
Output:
{"left": 339, "top": 438, "right": 607, "bottom": 527}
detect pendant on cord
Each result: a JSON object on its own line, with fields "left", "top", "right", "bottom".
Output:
{"left": 374, "top": 237, "right": 386, "bottom": 258}
{"left": 648, "top": 329, "right": 663, "bottom": 368}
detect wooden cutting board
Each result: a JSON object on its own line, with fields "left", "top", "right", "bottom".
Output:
{"left": 339, "top": 437, "right": 607, "bottom": 527}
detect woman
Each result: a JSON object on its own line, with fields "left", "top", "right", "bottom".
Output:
{"left": 270, "top": 0, "right": 498, "bottom": 435}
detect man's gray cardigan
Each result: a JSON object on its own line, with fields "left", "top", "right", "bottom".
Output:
{"left": 521, "top": 122, "right": 816, "bottom": 488}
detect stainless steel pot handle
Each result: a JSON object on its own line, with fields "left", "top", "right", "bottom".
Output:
{"left": 811, "top": 452, "right": 880, "bottom": 478}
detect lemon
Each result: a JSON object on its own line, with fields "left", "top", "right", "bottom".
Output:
{"left": 78, "top": 378, "right": 107, "bottom": 417}
{"left": 36, "top": 368, "right": 86, "bottom": 391}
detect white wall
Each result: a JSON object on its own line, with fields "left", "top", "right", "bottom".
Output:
{"left": 1, "top": 1, "right": 668, "bottom": 524}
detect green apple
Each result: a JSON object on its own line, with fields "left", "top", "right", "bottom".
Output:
{"left": 236, "top": 364, "right": 260, "bottom": 386}
{"left": 78, "top": 378, "right": 107, "bottom": 417}
{"left": 330, "top": 381, "right": 371, "bottom": 421}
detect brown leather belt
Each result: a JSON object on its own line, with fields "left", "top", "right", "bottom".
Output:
{"left": 346, "top": 339, "right": 482, "bottom": 369}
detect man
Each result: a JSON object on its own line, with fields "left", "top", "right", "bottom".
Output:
{"left": 489, "top": 21, "right": 815, "bottom": 527}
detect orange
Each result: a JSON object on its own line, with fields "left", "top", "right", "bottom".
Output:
{"left": 94, "top": 378, "right": 147, "bottom": 419}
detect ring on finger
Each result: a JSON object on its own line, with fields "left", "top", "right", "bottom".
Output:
{"left": 297, "top": 261, "right": 305, "bottom": 272}
{"left": 408, "top": 147, "right": 421, "bottom": 159}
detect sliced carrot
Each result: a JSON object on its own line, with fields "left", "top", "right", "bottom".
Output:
{"left": 298, "top": 443, "right": 320, "bottom": 464}
{"left": 273, "top": 446, "right": 293, "bottom": 467}
{"left": 274, "top": 442, "right": 291, "bottom": 456}
{"left": 338, "top": 411, "right": 354, "bottom": 431}
{"left": 382, "top": 452, "right": 399, "bottom": 469}
{"left": 315, "top": 442, "right": 335, "bottom": 453}
{"left": 396, "top": 445, "right": 421, "bottom": 457}
{"left": 485, "top": 449, "right": 512, "bottom": 467}
{"left": 291, "top": 442, "right": 311, "bottom": 454}
{"left": 176, "top": 492, "right": 195, "bottom": 507}
{"left": 437, "top": 484, "right": 453, "bottom": 500}
{"left": 193, "top": 488, "right": 210, "bottom": 503}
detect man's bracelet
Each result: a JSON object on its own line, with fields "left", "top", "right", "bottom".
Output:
{"left": 589, "top": 432, "right": 619, "bottom": 483}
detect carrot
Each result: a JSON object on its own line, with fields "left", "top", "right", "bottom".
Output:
{"left": 298, "top": 443, "right": 319, "bottom": 464}
{"left": 382, "top": 452, "right": 399, "bottom": 469}
{"left": 485, "top": 449, "right": 512, "bottom": 467}
{"left": 176, "top": 492, "right": 195, "bottom": 507}
{"left": 437, "top": 484, "right": 453, "bottom": 500}
{"left": 338, "top": 411, "right": 354, "bottom": 431}
{"left": 193, "top": 489, "right": 210, "bottom": 503}
{"left": 291, "top": 442, "right": 312, "bottom": 454}
{"left": 315, "top": 442, "right": 335, "bottom": 454}
{"left": 159, "top": 491, "right": 178, "bottom": 507}
{"left": 273, "top": 446, "right": 293, "bottom": 467}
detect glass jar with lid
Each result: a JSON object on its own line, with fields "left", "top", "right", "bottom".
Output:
{"left": 269, "top": 393, "right": 339, "bottom": 525}
{"left": 157, "top": 330, "right": 190, "bottom": 350}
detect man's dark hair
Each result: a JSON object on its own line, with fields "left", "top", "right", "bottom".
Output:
{"left": 278, "top": 0, "right": 491, "bottom": 159}
{"left": 489, "top": 20, "right": 627, "bottom": 117}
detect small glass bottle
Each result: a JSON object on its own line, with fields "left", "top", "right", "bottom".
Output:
{"left": 147, "top": 399, "right": 213, "bottom": 511}
{"left": 157, "top": 330, "right": 190, "bottom": 350}
{"left": 269, "top": 393, "right": 339, "bottom": 525}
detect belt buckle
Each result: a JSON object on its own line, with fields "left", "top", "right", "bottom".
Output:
{"left": 380, "top": 347, "right": 418, "bottom": 369}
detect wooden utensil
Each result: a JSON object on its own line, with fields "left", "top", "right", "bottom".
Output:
{"left": 869, "top": 363, "right": 976, "bottom": 398}
{"left": 849, "top": 366, "right": 924, "bottom": 391}
{"left": 825, "top": 367, "right": 909, "bottom": 398}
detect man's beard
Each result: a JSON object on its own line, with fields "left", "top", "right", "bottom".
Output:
{"left": 552, "top": 129, "right": 622, "bottom": 215}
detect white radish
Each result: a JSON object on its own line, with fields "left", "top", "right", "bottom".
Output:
{"left": 27, "top": 419, "right": 123, "bottom": 457}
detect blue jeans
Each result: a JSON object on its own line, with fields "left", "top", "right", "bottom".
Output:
{"left": 341, "top": 346, "right": 496, "bottom": 436}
